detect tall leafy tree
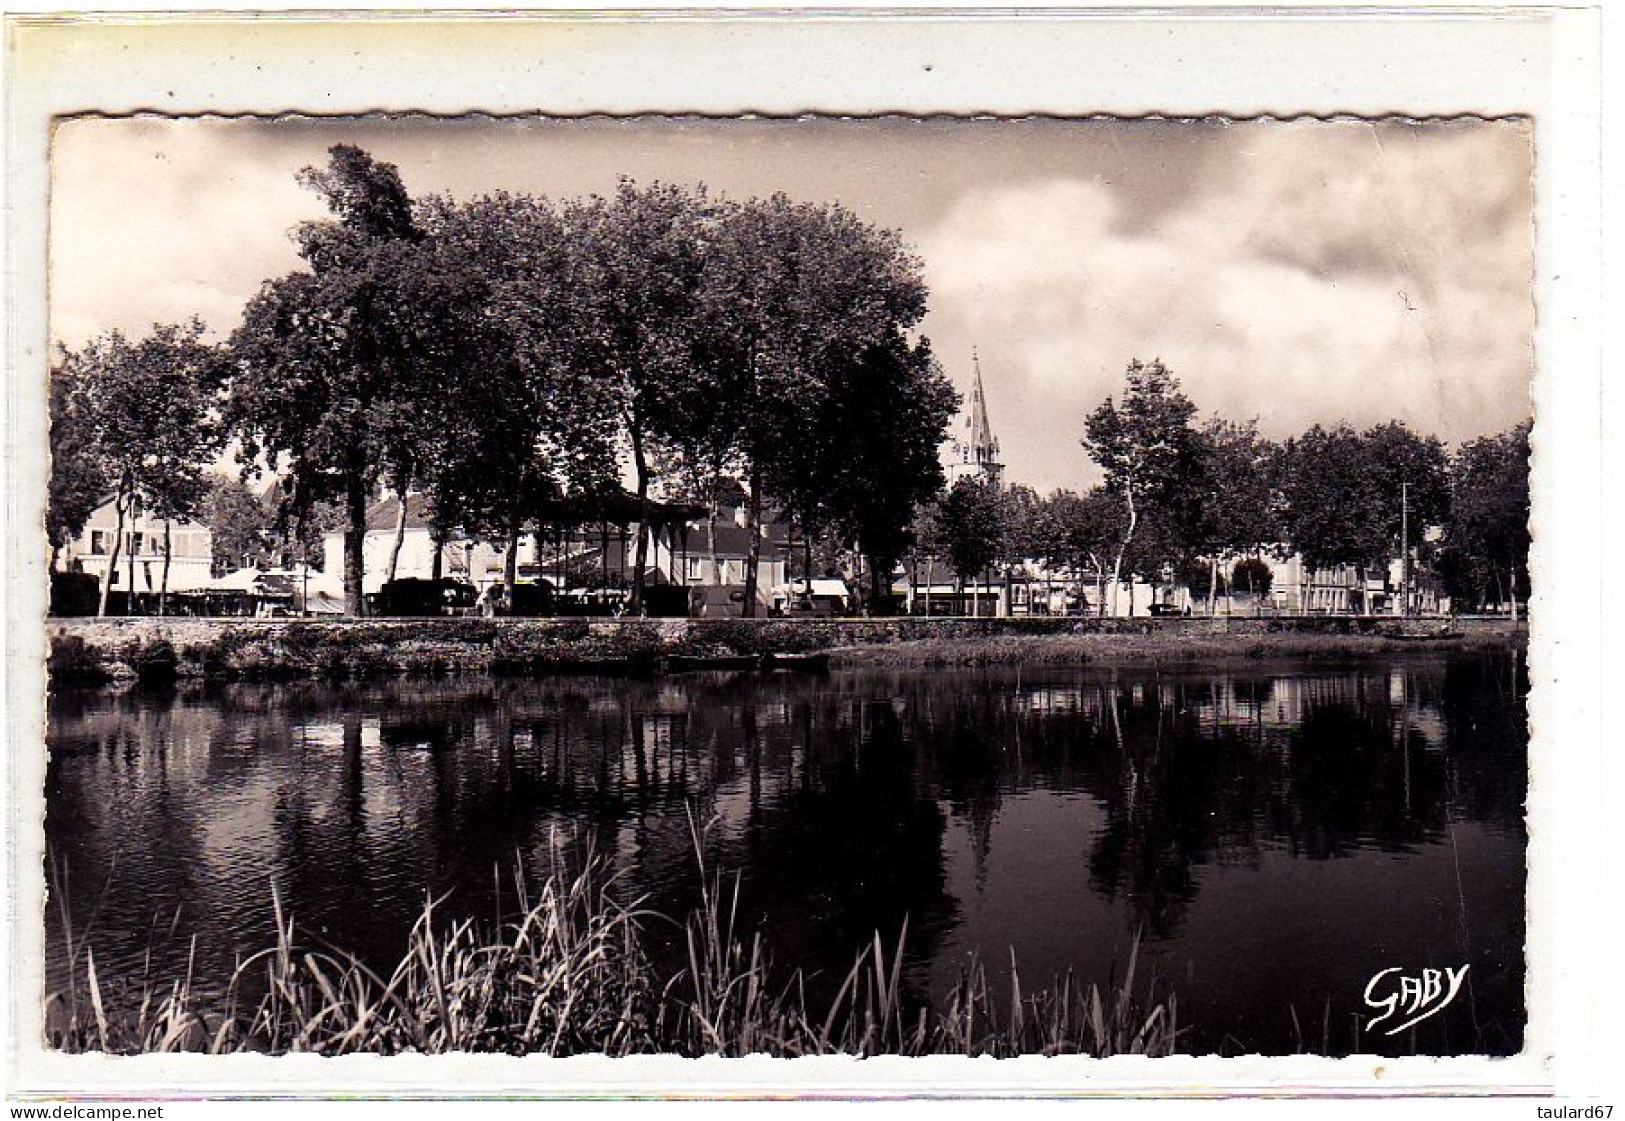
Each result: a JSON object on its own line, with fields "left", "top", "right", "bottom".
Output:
{"left": 1441, "top": 420, "right": 1531, "bottom": 614}
{"left": 1186, "top": 418, "right": 1281, "bottom": 613}
{"left": 58, "top": 321, "right": 221, "bottom": 615}
{"left": 1277, "top": 424, "right": 1370, "bottom": 575}
{"left": 1364, "top": 420, "right": 1450, "bottom": 612}
{"left": 999, "top": 484, "right": 1044, "bottom": 572}
{"left": 227, "top": 145, "right": 458, "bottom": 615}
{"left": 939, "top": 476, "right": 1007, "bottom": 616}
{"left": 1277, "top": 421, "right": 1448, "bottom": 612}
{"left": 46, "top": 367, "right": 109, "bottom": 570}
{"left": 700, "top": 194, "right": 929, "bottom": 615}
{"left": 417, "top": 192, "right": 621, "bottom": 604}
{"left": 797, "top": 335, "right": 958, "bottom": 611}
{"left": 1230, "top": 556, "right": 1274, "bottom": 606}
{"left": 903, "top": 499, "right": 948, "bottom": 614}
{"left": 1081, "top": 359, "right": 1201, "bottom": 613}
{"left": 200, "top": 476, "right": 272, "bottom": 573}
{"left": 1042, "top": 487, "right": 1122, "bottom": 615}
{"left": 566, "top": 180, "right": 714, "bottom": 612}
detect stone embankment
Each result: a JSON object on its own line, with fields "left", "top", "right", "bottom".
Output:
{"left": 40, "top": 614, "right": 1527, "bottom": 685}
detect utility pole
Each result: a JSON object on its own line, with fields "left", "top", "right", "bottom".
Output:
{"left": 1400, "top": 480, "right": 1410, "bottom": 618}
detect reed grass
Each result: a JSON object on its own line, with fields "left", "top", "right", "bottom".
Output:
{"left": 44, "top": 828, "right": 1182, "bottom": 1058}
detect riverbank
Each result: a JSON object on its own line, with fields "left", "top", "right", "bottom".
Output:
{"left": 826, "top": 620, "right": 1525, "bottom": 667}
{"left": 44, "top": 614, "right": 1526, "bottom": 685}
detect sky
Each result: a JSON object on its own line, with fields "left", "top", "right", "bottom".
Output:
{"left": 49, "top": 114, "right": 1535, "bottom": 493}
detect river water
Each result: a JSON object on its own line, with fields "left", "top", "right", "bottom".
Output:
{"left": 44, "top": 650, "right": 1527, "bottom": 1055}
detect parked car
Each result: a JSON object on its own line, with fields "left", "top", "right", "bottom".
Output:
{"left": 690, "top": 584, "right": 770, "bottom": 618}
{"left": 769, "top": 580, "right": 851, "bottom": 618}
{"left": 49, "top": 571, "right": 101, "bottom": 617}
{"left": 374, "top": 577, "right": 479, "bottom": 617}
{"left": 506, "top": 582, "right": 557, "bottom": 617}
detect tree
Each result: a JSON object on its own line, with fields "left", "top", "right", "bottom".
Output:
{"left": 58, "top": 321, "right": 221, "bottom": 616}
{"left": 1081, "top": 359, "right": 1201, "bottom": 615}
{"left": 265, "top": 488, "right": 340, "bottom": 571}
{"left": 1042, "top": 487, "right": 1122, "bottom": 614}
{"left": 1441, "top": 420, "right": 1531, "bottom": 614}
{"left": 991, "top": 483, "right": 1042, "bottom": 615}
{"left": 1364, "top": 421, "right": 1450, "bottom": 614}
{"left": 1277, "top": 421, "right": 1448, "bottom": 613}
{"left": 46, "top": 368, "right": 109, "bottom": 569}
{"left": 228, "top": 145, "right": 460, "bottom": 616}
{"left": 797, "top": 335, "right": 959, "bottom": 612}
{"left": 699, "top": 194, "right": 930, "bottom": 615}
{"left": 903, "top": 499, "right": 948, "bottom": 614}
{"left": 1277, "top": 424, "right": 1369, "bottom": 576}
{"left": 1230, "top": 556, "right": 1274, "bottom": 606}
{"left": 416, "top": 191, "right": 621, "bottom": 606}
{"left": 1186, "top": 418, "right": 1281, "bottom": 614}
{"left": 1022, "top": 489, "right": 1070, "bottom": 613}
{"left": 566, "top": 180, "right": 715, "bottom": 613}
{"left": 938, "top": 476, "right": 1007, "bottom": 616}
{"left": 200, "top": 476, "right": 272, "bottom": 573}
{"left": 999, "top": 484, "right": 1044, "bottom": 572}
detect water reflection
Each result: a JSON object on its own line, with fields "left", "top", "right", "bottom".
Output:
{"left": 45, "top": 650, "right": 1526, "bottom": 1055}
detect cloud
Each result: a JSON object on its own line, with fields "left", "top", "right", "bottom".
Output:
{"left": 50, "top": 118, "right": 330, "bottom": 348}
{"left": 47, "top": 117, "right": 1534, "bottom": 494}
{"left": 916, "top": 121, "right": 1534, "bottom": 491}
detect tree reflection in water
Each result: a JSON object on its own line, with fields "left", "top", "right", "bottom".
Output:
{"left": 45, "top": 649, "right": 1526, "bottom": 1054}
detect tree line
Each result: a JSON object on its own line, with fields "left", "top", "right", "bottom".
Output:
{"left": 48, "top": 145, "right": 958, "bottom": 616}
{"left": 916, "top": 359, "right": 1531, "bottom": 616}
{"left": 47, "top": 144, "right": 1530, "bottom": 619}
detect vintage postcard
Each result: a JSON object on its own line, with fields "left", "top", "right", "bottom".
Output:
{"left": 2, "top": 7, "right": 1608, "bottom": 1109}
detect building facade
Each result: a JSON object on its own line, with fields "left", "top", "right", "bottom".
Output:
{"left": 318, "top": 493, "right": 790, "bottom": 599}
{"left": 59, "top": 496, "right": 214, "bottom": 594}
{"left": 1262, "top": 553, "right": 1446, "bottom": 615}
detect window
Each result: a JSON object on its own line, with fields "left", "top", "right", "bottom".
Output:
{"left": 90, "top": 530, "right": 108, "bottom": 555}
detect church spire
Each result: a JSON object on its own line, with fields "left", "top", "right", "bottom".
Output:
{"left": 969, "top": 348, "right": 996, "bottom": 463}
{"left": 951, "top": 348, "right": 1002, "bottom": 487}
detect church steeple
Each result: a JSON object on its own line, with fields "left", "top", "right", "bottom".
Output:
{"left": 968, "top": 349, "right": 999, "bottom": 472}
{"left": 947, "top": 348, "right": 1004, "bottom": 488}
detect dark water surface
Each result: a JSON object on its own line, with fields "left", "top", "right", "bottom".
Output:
{"left": 45, "top": 650, "right": 1527, "bottom": 1055}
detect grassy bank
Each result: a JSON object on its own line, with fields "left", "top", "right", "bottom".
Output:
{"left": 825, "top": 624, "right": 1526, "bottom": 668}
{"left": 45, "top": 833, "right": 1179, "bottom": 1058}
{"left": 45, "top": 615, "right": 1526, "bottom": 685}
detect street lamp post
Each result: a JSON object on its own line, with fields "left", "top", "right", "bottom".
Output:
{"left": 1400, "top": 480, "right": 1410, "bottom": 618}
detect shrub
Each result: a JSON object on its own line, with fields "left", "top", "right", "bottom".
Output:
{"left": 119, "top": 637, "right": 177, "bottom": 683}
{"left": 47, "top": 634, "right": 108, "bottom": 684}
{"left": 177, "top": 641, "right": 226, "bottom": 678}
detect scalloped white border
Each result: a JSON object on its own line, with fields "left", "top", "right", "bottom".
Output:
{"left": 1, "top": 5, "right": 1607, "bottom": 1103}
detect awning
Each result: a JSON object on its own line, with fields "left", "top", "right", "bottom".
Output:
{"left": 205, "top": 568, "right": 265, "bottom": 592}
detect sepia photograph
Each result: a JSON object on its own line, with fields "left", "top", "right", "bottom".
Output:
{"left": 39, "top": 111, "right": 1532, "bottom": 1059}
{"left": 2, "top": 7, "right": 1609, "bottom": 1110}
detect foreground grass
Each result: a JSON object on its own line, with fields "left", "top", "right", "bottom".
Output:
{"left": 45, "top": 835, "right": 1181, "bottom": 1057}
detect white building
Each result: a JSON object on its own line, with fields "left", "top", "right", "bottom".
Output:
{"left": 317, "top": 492, "right": 789, "bottom": 599}
{"left": 319, "top": 494, "right": 513, "bottom": 595}
{"left": 59, "top": 495, "right": 213, "bottom": 595}
{"left": 1261, "top": 552, "right": 1444, "bottom": 615}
